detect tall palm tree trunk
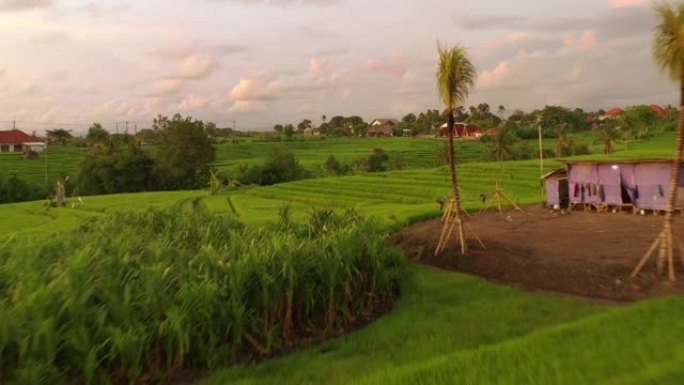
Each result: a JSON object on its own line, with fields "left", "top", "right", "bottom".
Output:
{"left": 446, "top": 110, "right": 467, "bottom": 254}
{"left": 665, "top": 66, "right": 684, "bottom": 249}
{"left": 634, "top": 63, "right": 684, "bottom": 281}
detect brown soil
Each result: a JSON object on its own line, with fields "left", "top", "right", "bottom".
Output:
{"left": 394, "top": 205, "right": 684, "bottom": 303}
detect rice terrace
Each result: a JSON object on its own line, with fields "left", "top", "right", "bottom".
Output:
{"left": 3, "top": 1, "right": 684, "bottom": 384}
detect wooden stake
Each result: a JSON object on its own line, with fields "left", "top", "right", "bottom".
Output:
{"left": 668, "top": 229, "right": 675, "bottom": 281}
{"left": 632, "top": 234, "right": 662, "bottom": 277}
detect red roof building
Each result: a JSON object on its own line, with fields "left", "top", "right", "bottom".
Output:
{"left": 440, "top": 123, "right": 483, "bottom": 139}
{"left": 649, "top": 104, "right": 667, "bottom": 117}
{"left": 604, "top": 107, "right": 624, "bottom": 118}
{"left": 0, "top": 129, "right": 45, "bottom": 153}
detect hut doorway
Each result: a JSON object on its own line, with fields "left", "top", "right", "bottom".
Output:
{"left": 558, "top": 178, "right": 569, "bottom": 207}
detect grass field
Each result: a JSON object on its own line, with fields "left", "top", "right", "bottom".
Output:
{"left": 1, "top": 131, "right": 682, "bottom": 384}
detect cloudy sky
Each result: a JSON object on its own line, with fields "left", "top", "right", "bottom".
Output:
{"left": 0, "top": 0, "right": 677, "bottom": 133}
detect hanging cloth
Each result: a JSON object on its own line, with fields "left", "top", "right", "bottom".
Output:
{"left": 599, "top": 185, "right": 606, "bottom": 202}
{"left": 634, "top": 185, "right": 640, "bottom": 200}
{"left": 574, "top": 183, "right": 579, "bottom": 198}
{"left": 656, "top": 184, "right": 664, "bottom": 199}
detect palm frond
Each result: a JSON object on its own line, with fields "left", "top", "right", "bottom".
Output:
{"left": 436, "top": 43, "right": 476, "bottom": 110}
{"left": 652, "top": 1, "right": 684, "bottom": 80}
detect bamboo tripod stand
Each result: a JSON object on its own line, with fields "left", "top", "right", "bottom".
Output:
{"left": 479, "top": 182, "right": 527, "bottom": 214}
{"left": 435, "top": 197, "right": 486, "bottom": 256}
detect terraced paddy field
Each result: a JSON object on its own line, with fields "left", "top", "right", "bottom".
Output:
{"left": 0, "top": 129, "right": 637, "bottom": 186}
{"left": 0, "top": 159, "right": 552, "bottom": 236}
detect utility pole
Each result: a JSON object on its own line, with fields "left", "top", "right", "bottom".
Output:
{"left": 125, "top": 121, "right": 129, "bottom": 135}
{"left": 134, "top": 123, "right": 138, "bottom": 135}
{"left": 538, "top": 120, "right": 545, "bottom": 202}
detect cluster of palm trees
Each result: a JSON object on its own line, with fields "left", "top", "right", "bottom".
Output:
{"left": 436, "top": 1, "right": 684, "bottom": 280}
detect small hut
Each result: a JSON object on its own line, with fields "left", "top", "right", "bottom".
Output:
{"left": 542, "top": 169, "right": 568, "bottom": 208}
{"left": 543, "top": 160, "right": 684, "bottom": 212}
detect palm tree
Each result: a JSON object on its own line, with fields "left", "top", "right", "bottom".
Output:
{"left": 633, "top": 1, "right": 684, "bottom": 280}
{"left": 435, "top": 43, "right": 476, "bottom": 255}
{"left": 486, "top": 125, "right": 518, "bottom": 162}
{"left": 555, "top": 123, "right": 574, "bottom": 157}
{"left": 497, "top": 105, "right": 506, "bottom": 118}
{"left": 593, "top": 123, "right": 621, "bottom": 154}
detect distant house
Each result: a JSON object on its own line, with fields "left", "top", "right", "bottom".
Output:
{"left": 0, "top": 129, "right": 46, "bottom": 153}
{"left": 600, "top": 105, "right": 668, "bottom": 120}
{"left": 367, "top": 119, "right": 396, "bottom": 137}
{"left": 649, "top": 104, "right": 668, "bottom": 117}
{"left": 439, "top": 122, "right": 484, "bottom": 139}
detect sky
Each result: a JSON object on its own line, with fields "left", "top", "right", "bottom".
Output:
{"left": 0, "top": 0, "right": 677, "bottom": 133}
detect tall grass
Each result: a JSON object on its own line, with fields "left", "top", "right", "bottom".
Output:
{"left": 0, "top": 207, "right": 404, "bottom": 384}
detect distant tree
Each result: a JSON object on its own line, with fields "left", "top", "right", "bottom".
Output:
{"left": 593, "top": 124, "right": 620, "bottom": 154}
{"left": 437, "top": 43, "right": 476, "bottom": 255}
{"left": 328, "top": 116, "right": 345, "bottom": 128}
{"left": 297, "top": 119, "right": 312, "bottom": 133}
{"left": 77, "top": 146, "right": 157, "bottom": 195}
{"left": 273, "top": 124, "right": 284, "bottom": 133}
{"left": 204, "top": 122, "right": 218, "bottom": 137}
{"left": 485, "top": 125, "right": 518, "bottom": 161}
{"left": 283, "top": 123, "right": 295, "bottom": 138}
{"left": 402, "top": 113, "right": 417, "bottom": 124}
{"left": 239, "top": 151, "right": 310, "bottom": 185}
{"left": 555, "top": 123, "right": 575, "bottom": 157}
{"left": 46, "top": 129, "right": 73, "bottom": 146}
{"left": 154, "top": 114, "right": 216, "bottom": 190}
{"left": 86, "top": 123, "right": 110, "bottom": 145}
{"left": 324, "top": 154, "right": 350, "bottom": 175}
{"left": 497, "top": 105, "right": 506, "bottom": 117}
{"left": 321, "top": 115, "right": 327, "bottom": 125}
{"left": 365, "top": 148, "right": 390, "bottom": 172}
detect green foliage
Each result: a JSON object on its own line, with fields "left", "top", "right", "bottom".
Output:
{"left": 483, "top": 125, "right": 518, "bottom": 161}
{"left": 0, "top": 207, "right": 404, "bottom": 384}
{"left": 0, "top": 173, "right": 46, "bottom": 203}
{"left": 436, "top": 43, "right": 476, "bottom": 110}
{"left": 45, "top": 129, "right": 74, "bottom": 146}
{"left": 85, "top": 123, "right": 110, "bottom": 145}
{"left": 239, "top": 151, "right": 311, "bottom": 185}
{"left": 283, "top": 124, "right": 295, "bottom": 139}
{"left": 153, "top": 114, "right": 216, "bottom": 190}
{"left": 77, "top": 146, "right": 157, "bottom": 195}
{"left": 324, "top": 154, "right": 352, "bottom": 176}
{"left": 365, "top": 148, "right": 390, "bottom": 172}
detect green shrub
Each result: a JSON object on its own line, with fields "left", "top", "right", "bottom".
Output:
{"left": 239, "top": 151, "right": 311, "bottom": 185}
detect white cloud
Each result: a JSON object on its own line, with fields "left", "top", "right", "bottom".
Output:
{"left": 31, "top": 30, "right": 69, "bottom": 44}
{"left": 366, "top": 54, "right": 408, "bottom": 77}
{"left": 0, "top": 0, "right": 53, "bottom": 11}
{"left": 79, "top": 2, "right": 129, "bottom": 17}
{"left": 480, "top": 61, "right": 510, "bottom": 88}
{"left": 607, "top": 0, "right": 649, "bottom": 8}
{"left": 563, "top": 30, "right": 598, "bottom": 49}
{"left": 147, "top": 79, "right": 184, "bottom": 96}
{"left": 173, "top": 54, "right": 218, "bottom": 80}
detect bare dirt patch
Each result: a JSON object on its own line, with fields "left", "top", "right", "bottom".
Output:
{"left": 394, "top": 205, "right": 684, "bottom": 302}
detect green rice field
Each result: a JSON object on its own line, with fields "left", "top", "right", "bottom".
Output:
{"left": 3, "top": 130, "right": 659, "bottom": 186}
{"left": 1, "top": 131, "right": 682, "bottom": 384}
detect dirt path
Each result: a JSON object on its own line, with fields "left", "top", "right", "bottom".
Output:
{"left": 394, "top": 205, "right": 684, "bottom": 302}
